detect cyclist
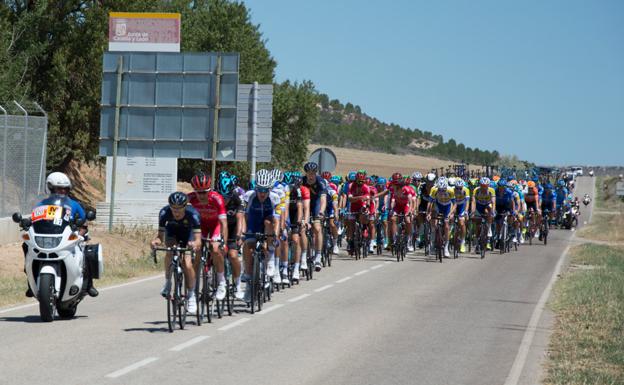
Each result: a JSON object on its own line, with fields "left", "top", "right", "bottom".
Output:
{"left": 302, "top": 162, "right": 328, "bottom": 271}
{"left": 270, "top": 170, "right": 289, "bottom": 285}
{"left": 326, "top": 180, "right": 341, "bottom": 254}
{"left": 524, "top": 180, "right": 541, "bottom": 236}
{"left": 471, "top": 177, "right": 496, "bottom": 253}
{"left": 375, "top": 177, "right": 390, "bottom": 249}
{"left": 283, "top": 171, "right": 304, "bottom": 282}
{"left": 416, "top": 173, "right": 436, "bottom": 248}
{"left": 346, "top": 170, "right": 372, "bottom": 255}
{"left": 297, "top": 171, "right": 312, "bottom": 274}
{"left": 216, "top": 172, "right": 245, "bottom": 300}
{"left": 427, "top": 177, "right": 456, "bottom": 258}
{"left": 452, "top": 178, "right": 471, "bottom": 253}
{"left": 494, "top": 179, "right": 517, "bottom": 247}
{"left": 541, "top": 183, "right": 557, "bottom": 239}
{"left": 388, "top": 173, "right": 415, "bottom": 253}
{"left": 188, "top": 173, "right": 229, "bottom": 301}
{"left": 151, "top": 192, "right": 202, "bottom": 313}
{"left": 555, "top": 180, "right": 569, "bottom": 225}
{"left": 242, "top": 169, "right": 281, "bottom": 302}
{"left": 511, "top": 181, "right": 526, "bottom": 243}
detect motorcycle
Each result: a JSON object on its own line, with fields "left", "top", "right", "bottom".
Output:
{"left": 12, "top": 200, "right": 102, "bottom": 322}
{"left": 562, "top": 205, "right": 578, "bottom": 229}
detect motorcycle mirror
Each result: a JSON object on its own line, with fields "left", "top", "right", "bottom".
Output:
{"left": 20, "top": 218, "right": 31, "bottom": 228}
{"left": 86, "top": 210, "right": 96, "bottom": 221}
{"left": 12, "top": 212, "right": 22, "bottom": 223}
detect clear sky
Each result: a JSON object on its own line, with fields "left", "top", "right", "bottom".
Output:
{"left": 242, "top": 0, "right": 623, "bottom": 166}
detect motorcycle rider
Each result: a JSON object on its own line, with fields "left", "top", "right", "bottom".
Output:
{"left": 24, "top": 172, "right": 98, "bottom": 297}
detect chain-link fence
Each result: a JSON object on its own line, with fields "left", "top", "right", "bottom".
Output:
{"left": 0, "top": 101, "right": 47, "bottom": 217}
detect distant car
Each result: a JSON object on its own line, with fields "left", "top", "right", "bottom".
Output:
{"left": 570, "top": 166, "right": 583, "bottom": 177}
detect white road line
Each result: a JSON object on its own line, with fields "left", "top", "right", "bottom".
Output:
{"left": 314, "top": 284, "right": 334, "bottom": 293}
{"left": 288, "top": 294, "right": 311, "bottom": 303}
{"left": 100, "top": 274, "right": 161, "bottom": 292}
{"left": 335, "top": 276, "right": 352, "bottom": 283}
{"left": 503, "top": 244, "right": 571, "bottom": 385}
{"left": 384, "top": 261, "right": 393, "bottom": 264}
{"left": 105, "top": 357, "right": 159, "bottom": 378}
{"left": 257, "top": 303, "right": 285, "bottom": 315}
{"left": 354, "top": 269, "right": 370, "bottom": 276}
{"left": 169, "top": 336, "right": 210, "bottom": 352}
{"left": 218, "top": 317, "right": 251, "bottom": 331}
{"left": 370, "top": 264, "right": 384, "bottom": 270}
{"left": 0, "top": 301, "right": 37, "bottom": 315}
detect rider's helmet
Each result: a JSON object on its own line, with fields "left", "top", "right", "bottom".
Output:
{"left": 217, "top": 174, "right": 235, "bottom": 197}
{"left": 527, "top": 181, "right": 536, "bottom": 188}
{"left": 391, "top": 172, "right": 403, "bottom": 184}
{"left": 558, "top": 179, "right": 566, "bottom": 187}
{"left": 492, "top": 175, "right": 500, "bottom": 182}
{"left": 168, "top": 191, "right": 188, "bottom": 207}
{"left": 330, "top": 175, "right": 341, "bottom": 185}
{"left": 218, "top": 170, "right": 230, "bottom": 180}
{"left": 454, "top": 179, "right": 465, "bottom": 188}
{"left": 436, "top": 177, "right": 448, "bottom": 190}
{"left": 426, "top": 173, "right": 436, "bottom": 183}
{"left": 448, "top": 177, "right": 457, "bottom": 187}
{"left": 303, "top": 162, "right": 318, "bottom": 173}
{"left": 479, "top": 177, "right": 490, "bottom": 186}
{"left": 190, "top": 172, "right": 211, "bottom": 191}
{"left": 256, "top": 169, "right": 273, "bottom": 189}
{"left": 46, "top": 172, "right": 72, "bottom": 194}
{"left": 545, "top": 183, "right": 553, "bottom": 190}
{"left": 321, "top": 171, "right": 332, "bottom": 180}
{"left": 376, "top": 177, "right": 387, "bottom": 189}
{"left": 498, "top": 179, "right": 508, "bottom": 188}
{"left": 230, "top": 174, "right": 239, "bottom": 187}
{"left": 282, "top": 171, "right": 294, "bottom": 185}
{"left": 412, "top": 171, "right": 423, "bottom": 181}
{"left": 270, "top": 169, "right": 283, "bottom": 185}
{"left": 404, "top": 176, "right": 412, "bottom": 185}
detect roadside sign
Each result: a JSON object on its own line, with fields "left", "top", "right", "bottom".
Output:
{"left": 109, "top": 12, "right": 180, "bottom": 52}
{"left": 616, "top": 182, "right": 624, "bottom": 197}
{"left": 308, "top": 147, "right": 337, "bottom": 173}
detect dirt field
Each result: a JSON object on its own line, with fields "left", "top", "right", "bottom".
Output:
{"left": 308, "top": 144, "right": 472, "bottom": 176}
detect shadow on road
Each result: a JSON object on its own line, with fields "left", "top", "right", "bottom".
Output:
{"left": 123, "top": 320, "right": 169, "bottom": 333}
{"left": 0, "top": 315, "right": 88, "bottom": 323}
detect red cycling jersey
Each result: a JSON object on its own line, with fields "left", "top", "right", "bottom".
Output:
{"left": 348, "top": 183, "right": 371, "bottom": 213}
{"left": 188, "top": 191, "right": 227, "bottom": 241}
{"left": 369, "top": 186, "right": 378, "bottom": 213}
{"left": 300, "top": 185, "right": 310, "bottom": 201}
{"left": 391, "top": 185, "right": 414, "bottom": 215}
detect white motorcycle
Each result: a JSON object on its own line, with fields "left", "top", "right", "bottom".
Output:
{"left": 12, "top": 201, "right": 102, "bottom": 322}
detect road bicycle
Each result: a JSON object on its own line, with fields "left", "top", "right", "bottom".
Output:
{"left": 152, "top": 246, "right": 191, "bottom": 333}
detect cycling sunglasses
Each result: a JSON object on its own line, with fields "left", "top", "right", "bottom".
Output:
{"left": 256, "top": 187, "right": 270, "bottom": 193}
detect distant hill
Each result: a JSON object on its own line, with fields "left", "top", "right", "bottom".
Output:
{"left": 312, "top": 94, "right": 500, "bottom": 166}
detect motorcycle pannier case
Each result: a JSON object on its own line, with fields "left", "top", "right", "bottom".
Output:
{"left": 84, "top": 244, "right": 103, "bottom": 279}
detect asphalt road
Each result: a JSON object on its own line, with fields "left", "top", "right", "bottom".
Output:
{"left": 0, "top": 177, "right": 594, "bottom": 385}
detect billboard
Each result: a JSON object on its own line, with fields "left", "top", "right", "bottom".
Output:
{"left": 109, "top": 12, "right": 180, "bottom": 52}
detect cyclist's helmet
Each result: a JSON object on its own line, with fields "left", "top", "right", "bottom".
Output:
{"left": 448, "top": 177, "right": 456, "bottom": 187}
{"left": 545, "top": 183, "right": 554, "bottom": 190}
{"left": 479, "top": 177, "right": 490, "bottom": 186}
{"left": 436, "top": 177, "right": 448, "bottom": 190}
{"left": 271, "top": 169, "right": 283, "bottom": 185}
{"left": 528, "top": 181, "right": 536, "bottom": 188}
{"left": 391, "top": 172, "right": 402, "bottom": 184}
{"left": 217, "top": 174, "right": 235, "bottom": 197}
{"left": 191, "top": 172, "right": 211, "bottom": 191}
{"left": 412, "top": 171, "right": 423, "bottom": 181}
{"left": 347, "top": 171, "right": 357, "bottom": 182}
{"left": 321, "top": 171, "right": 332, "bottom": 180}
{"left": 426, "top": 173, "right": 436, "bottom": 183}
{"left": 330, "top": 175, "right": 341, "bottom": 185}
{"left": 376, "top": 177, "right": 387, "bottom": 188}
{"left": 558, "top": 179, "right": 566, "bottom": 187}
{"left": 498, "top": 179, "right": 508, "bottom": 188}
{"left": 255, "top": 169, "right": 273, "bottom": 189}
{"left": 282, "top": 171, "right": 294, "bottom": 185}
{"left": 454, "top": 179, "right": 465, "bottom": 188}
{"left": 230, "top": 174, "right": 239, "bottom": 186}
{"left": 492, "top": 175, "right": 500, "bottom": 182}
{"left": 168, "top": 191, "right": 188, "bottom": 207}
{"left": 218, "top": 170, "right": 230, "bottom": 181}
{"left": 303, "top": 162, "right": 318, "bottom": 173}
{"left": 248, "top": 180, "right": 256, "bottom": 190}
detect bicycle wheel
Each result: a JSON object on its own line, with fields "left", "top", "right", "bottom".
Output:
{"left": 213, "top": 265, "right": 222, "bottom": 319}
{"left": 250, "top": 253, "right": 259, "bottom": 314}
{"left": 194, "top": 261, "right": 202, "bottom": 326}
{"left": 176, "top": 271, "right": 187, "bottom": 330}
{"left": 200, "top": 263, "right": 212, "bottom": 323}
{"left": 166, "top": 272, "right": 176, "bottom": 333}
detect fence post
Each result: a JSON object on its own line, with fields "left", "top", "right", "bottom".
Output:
{"left": 250, "top": 81, "right": 258, "bottom": 184}
{"left": 0, "top": 104, "right": 6, "bottom": 216}
{"left": 210, "top": 55, "right": 222, "bottom": 188}
{"left": 34, "top": 102, "right": 48, "bottom": 196}
{"left": 14, "top": 101, "right": 28, "bottom": 214}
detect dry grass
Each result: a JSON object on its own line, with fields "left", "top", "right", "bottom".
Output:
{"left": 545, "top": 244, "right": 624, "bottom": 384}
{"left": 577, "top": 214, "right": 624, "bottom": 243}
{"left": 308, "top": 144, "right": 478, "bottom": 177}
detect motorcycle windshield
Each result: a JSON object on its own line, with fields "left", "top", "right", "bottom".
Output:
{"left": 30, "top": 204, "right": 71, "bottom": 235}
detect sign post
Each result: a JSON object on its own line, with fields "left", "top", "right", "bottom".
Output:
{"left": 616, "top": 182, "right": 624, "bottom": 197}
{"left": 308, "top": 147, "right": 337, "bottom": 173}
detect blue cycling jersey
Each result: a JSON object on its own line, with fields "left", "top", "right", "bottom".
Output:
{"left": 244, "top": 191, "right": 280, "bottom": 234}
{"left": 542, "top": 190, "right": 556, "bottom": 204}
{"left": 495, "top": 187, "right": 514, "bottom": 211}
{"left": 37, "top": 195, "right": 86, "bottom": 220}
{"left": 158, "top": 205, "right": 201, "bottom": 243}
{"left": 555, "top": 187, "right": 568, "bottom": 205}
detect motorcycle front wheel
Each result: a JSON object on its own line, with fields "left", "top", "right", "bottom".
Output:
{"left": 38, "top": 273, "right": 56, "bottom": 322}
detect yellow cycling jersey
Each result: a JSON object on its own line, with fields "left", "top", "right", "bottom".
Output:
{"left": 473, "top": 186, "right": 495, "bottom": 206}
{"left": 430, "top": 187, "right": 455, "bottom": 206}
{"left": 454, "top": 186, "right": 471, "bottom": 204}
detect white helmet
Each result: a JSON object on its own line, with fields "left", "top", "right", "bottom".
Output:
{"left": 436, "top": 176, "right": 448, "bottom": 189}
{"left": 412, "top": 171, "right": 422, "bottom": 180}
{"left": 426, "top": 173, "right": 436, "bottom": 182}
{"left": 46, "top": 172, "right": 71, "bottom": 193}
{"left": 256, "top": 169, "right": 273, "bottom": 189}
{"left": 448, "top": 177, "right": 456, "bottom": 187}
